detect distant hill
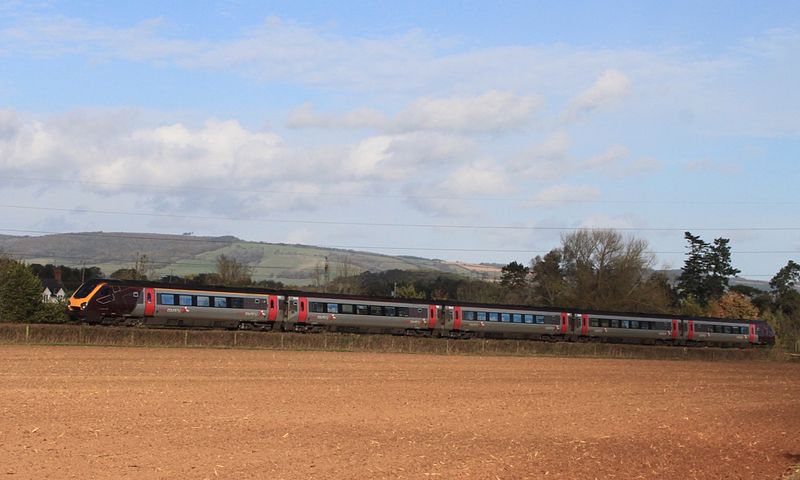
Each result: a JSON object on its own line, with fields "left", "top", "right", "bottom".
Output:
{"left": 660, "top": 269, "right": 772, "bottom": 292}
{"left": 0, "top": 232, "right": 502, "bottom": 286}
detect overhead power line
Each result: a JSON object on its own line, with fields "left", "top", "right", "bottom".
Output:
{"left": 1, "top": 204, "right": 799, "bottom": 232}
{"left": 3, "top": 175, "right": 800, "bottom": 205}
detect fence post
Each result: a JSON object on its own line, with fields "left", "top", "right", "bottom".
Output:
{"left": 184, "top": 330, "right": 188, "bottom": 347}
{"left": 25, "top": 324, "right": 29, "bottom": 343}
{"left": 234, "top": 332, "right": 238, "bottom": 348}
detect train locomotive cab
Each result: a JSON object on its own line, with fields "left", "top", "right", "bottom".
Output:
{"left": 67, "top": 279, "right": 107, "bottom": 320}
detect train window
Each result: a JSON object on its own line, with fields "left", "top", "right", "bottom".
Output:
{"left": 309, "top": 302, "right": 324, "bottom": 313}
{"left": 357, "top": 305, "right": 368, "bottom": 315}
{"left": 621, "top": 320, "right": 630, "bottom": 328}
{"left": 523, "top": 314, "right": 533, "bottom": 324}
{"left": 179, "top": 295, "right": 193, "bottom": 306}
{"left": 370, "top": 305, "right": 383, "bottom": 316}
{"left": 327, "top": 303, "right": 339, "bottom": 314}
{"left": 740, "top": 327, "right": 748, "bottom": 335}
{"left": 196, "top": 296, "right": 210, "bottom": 307}
{"left": 340, "top": 304, "right": 354, "bottom": 314}
{"left": 159, "top": 294, "right": 175, "bottom": 305}
{"left": 477, "top": 312, "right": 487, "bottom": 321}
{"left": 214, "top": 297, "right": 228, "bottom": 308}
{"left": 724, "top": 326, "right": 732, "bottom": 334}
{"left": 511, "top": 314, "right": 522, "bottom": 323}
{"left": 489, "top": 312, "right": 499, "bottom": 322}
{"left": 230, "top": 298, "right": 244, "bottom": 309}
{"left": 601, "top": 318, "right": 611, "bottom": 328}
{"left": 590, "top": 319, "right": 599, "bottom": 327}
{"left": 611, "top": 319, "right": 619, "bottom": 328}
{"left": 630, "top": 320, "right": 639, "bottom": 329}
{"left": 385, "top": 306, "right": 396, "bottom": 316}
{"left": 396, "top": 307, "right": 409, "bottom": 317}
{"left": 98, "top": 286, "right": 111, "bottom": 297}
{"left": 500, "top": 313, "right": 510, "bottom": 322}
{"left": 535, "top": 315, "right": 546, "bottom": 324}
{"left": 464, "top": 311, "right": 475, "bottom": 321}
{"left": 640, "top": 322, "right": 650, "bottom": 330}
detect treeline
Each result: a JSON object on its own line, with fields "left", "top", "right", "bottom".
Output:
{"left": 330, "top": 230, "right": 800, "bottom": 351}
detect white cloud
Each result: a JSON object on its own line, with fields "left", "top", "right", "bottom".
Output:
{"left": 288, "top": 91, "right": 542, "bottom": 133}
{"left": 564, "top": 69, "right": 631, "bottom": 120}
{"left": 395, "top": 91, "right": 542, "bottom": 133}
{"left": 529, "top": 185, "right": 601, "bottom": 207}
{"left": 582, "top": 144, "right": 629, "bottom": 169}
{"left": 287, "top": 103, "right": 388, "bottom": 129}
{"left": 344, "top": 132, "right": 475, "bottom": 180}
{"left": 404, "top": 161, "right": 511, "bottom": 217}
{"left": 509, "top": 131, "right": 572, "bottom": 180}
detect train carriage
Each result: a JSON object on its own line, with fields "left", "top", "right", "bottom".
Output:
{"left": 685, "top": 318, "right": 752, "bottom": 347}
{"left": 441, "top": 304, "right": 568, "bottom": 340}
{"left": 285, "top": 294, "right": 439, "bottom": 336}
{"left": 580, "top": 313, "right": 677, "bottom": 345}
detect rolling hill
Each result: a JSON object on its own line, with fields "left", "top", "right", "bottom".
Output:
{"left": 0, "top": 232, "right": 502, "bottom": 286}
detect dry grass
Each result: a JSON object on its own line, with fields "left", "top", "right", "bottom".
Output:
{"left": 0, "top": 322, "right": 780, "bottom": 362}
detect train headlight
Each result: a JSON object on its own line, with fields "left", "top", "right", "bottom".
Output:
{"left": 80, "top": 302, "right": 87, "bottom": 310}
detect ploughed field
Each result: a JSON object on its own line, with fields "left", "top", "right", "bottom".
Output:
{"left": 0, "top": 346, "right": 798, "bottom": 479}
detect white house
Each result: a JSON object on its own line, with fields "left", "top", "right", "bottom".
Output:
{"left": 42, "top": 279, "right": 66, "bottom": 303}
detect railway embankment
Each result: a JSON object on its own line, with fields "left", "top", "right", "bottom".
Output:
{"left": 0, "top": 322, "right": 789, "bottom": 361}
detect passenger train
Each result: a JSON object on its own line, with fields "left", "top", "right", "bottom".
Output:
{"left": 67, "top": 278, "right": 776, "bottom": 348}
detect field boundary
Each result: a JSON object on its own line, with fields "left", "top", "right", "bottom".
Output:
{"left": 0, "top": 322, "right": 785, "bottom": 361}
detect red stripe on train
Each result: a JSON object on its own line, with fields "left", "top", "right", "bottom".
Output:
{"left": 453, "top": 307, "right": 462, "bottom": 331}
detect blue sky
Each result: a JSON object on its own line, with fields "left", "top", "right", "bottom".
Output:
{"left": 0, "top": 0, "right": 799, "bottom": 279}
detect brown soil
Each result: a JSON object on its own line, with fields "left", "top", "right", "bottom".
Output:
{"left": 0, "top": 346, "right": 798, "bottom": 479}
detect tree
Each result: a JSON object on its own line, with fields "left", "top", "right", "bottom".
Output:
{"left": 393, "top": 282, "right": 425, "bottom": 299}
{"left": 677, "top": 232, "right": 740, "bottom": 305}
{"left": 215, "top": 254, "right": 252, "bottom": 286}
{"left": 529, "top": 250, "right": 565, "bottom": 306}
{"left": 499, "top": 261, "right": 530, "bottom": 304}
{"left": 500, "top": 261, "right": 529, "bottom": 289}
{"left": 110, "top": 253, "right": 151, "bottom": 281}
{"left": 0, "top": 258, "right": 43, "bottom": 322}
{"left": 705, "top": 292, "right": 759, "bottom": 319}
{"left": 557, "top": 229, "right": 668, "bottom": 312}
{"left": 770, "top": 260, "right": 800, "bottom": 296}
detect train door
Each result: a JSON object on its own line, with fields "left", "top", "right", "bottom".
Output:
{"left": 570, "top": 314, "right": 581, "bottom": 334}
{"left": 581, "top": 314, "right": 589, "bottom": 336}
{"left": 428, "top": 305, "right": 438, "bottom": 329}
{"left": 560, "top": 312, "right": 568, "bottom": 335}
{"left": 687, "top": 320, "right": 695, "bottom": 341}
{"left": 297, "top": 297, "right": 308, "bottom": 323}
{"left": 671, "top": 319, "right": 679, "bottom": 341}
{"left": 452, "top": 306, "right": 462, "bottom": 331}
{"left": 748, "top": 322, "right": 756, "bottom": 344}
{"left": 268, "top": 295, "right": 279, "bottom": 321}
{"left": 144, "top": 288, "right": 155, "bottom": 316}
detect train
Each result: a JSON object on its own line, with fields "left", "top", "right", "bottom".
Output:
{"left": 67, "top": 278, "right": 776, "bottom": 348}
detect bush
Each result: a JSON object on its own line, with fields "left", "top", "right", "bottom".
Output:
{"left": 34, "top": 301, "right": 70, "bottom": 324}
{"left": 0, "top": 259, "right": 43, "bottom": 322}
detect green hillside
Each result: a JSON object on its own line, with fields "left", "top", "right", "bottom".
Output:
{"left": 0, "top": 232, "right": 500, "bottom": 286}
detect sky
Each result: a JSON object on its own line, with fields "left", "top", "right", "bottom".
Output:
{"left": 0, "top": 0, "right": 799, "bottom": 279}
